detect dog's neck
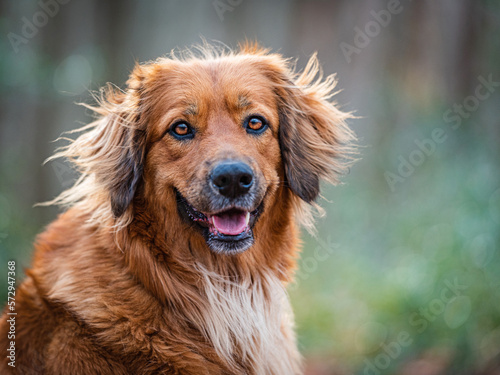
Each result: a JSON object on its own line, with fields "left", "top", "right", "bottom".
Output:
{"left": 123, "top": 185, "right": 299, "bottom": 287}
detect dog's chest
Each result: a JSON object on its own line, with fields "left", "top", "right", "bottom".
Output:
{"left": 193, "top": 271, "right": 301, "bottom": 374}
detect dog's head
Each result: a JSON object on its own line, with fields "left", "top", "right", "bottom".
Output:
{"left": 55, "top": 44, "right": 355, "bottom": 255}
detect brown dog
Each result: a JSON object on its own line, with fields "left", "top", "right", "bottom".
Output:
{"left": 0, "top": 43, "right": 355, "bottom": 374}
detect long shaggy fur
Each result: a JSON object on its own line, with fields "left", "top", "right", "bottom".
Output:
{"left": 0, "top": 42, "right": 356, "bottom": 375}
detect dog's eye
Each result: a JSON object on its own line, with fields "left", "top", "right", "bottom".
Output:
{"left": 170, "top": 122, "right": 194, "bottom": 139}
{"left": 245, "top": 116, "right": 268, "bottom": 135}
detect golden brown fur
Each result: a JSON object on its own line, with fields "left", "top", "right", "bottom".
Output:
{"left": 0, "top": 42, "right": 356, "bottom": 374}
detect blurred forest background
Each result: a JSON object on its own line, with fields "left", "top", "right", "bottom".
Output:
{"left": 1, "top": 0, "right": 500, "bottom": 374}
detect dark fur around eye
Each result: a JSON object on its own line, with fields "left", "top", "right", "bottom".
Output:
{"left": 170, "top": 121, "right": 195, "bottom": 140}
{"left": 244, "top": 115, "right": 268, "bottom": 135}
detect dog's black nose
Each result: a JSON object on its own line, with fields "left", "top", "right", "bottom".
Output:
{"left": 211, "top": 161, "right": 254, "bottom": 198}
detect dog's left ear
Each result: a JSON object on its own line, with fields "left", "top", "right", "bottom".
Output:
{"left": 269, "top": 54, "right": 356, "bottom": 203}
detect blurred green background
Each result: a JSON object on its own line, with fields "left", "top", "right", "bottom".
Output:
{"left": 1, "top": 1, "right": 499, "bottom": 374}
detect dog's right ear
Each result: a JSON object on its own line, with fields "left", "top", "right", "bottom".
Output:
{"left": 99, "top": 66, "right": 153, "bottom": 218}
{"left": 105, "top": 109, "right": 146, "bottom": 218}
{"left": 51, "top": 64, "right": 153, "bottom": 221}
{"left": 80, "top": 93, "right": 147, "bottom": 218}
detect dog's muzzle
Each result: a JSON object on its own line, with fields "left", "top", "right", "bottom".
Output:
{"left": 176, "top": 160, "right": 264, "bottom": 255}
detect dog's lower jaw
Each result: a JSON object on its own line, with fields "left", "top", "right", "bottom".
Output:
{"left": 205, "top": 229, "right": 254, "bottom": 254}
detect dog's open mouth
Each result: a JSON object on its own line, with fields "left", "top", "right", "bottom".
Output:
{"left": 210, "top": 209, "right": 250, "bottom": 236}
{"left": 188, "top": 205, "right": 254, "bottom": 237}
{"left": 176, "top": 191, "right": 262, "bottom": 254}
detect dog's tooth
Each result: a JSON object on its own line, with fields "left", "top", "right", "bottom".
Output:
{"left": 245, "top": 212, "right": 250, "bottom": 226}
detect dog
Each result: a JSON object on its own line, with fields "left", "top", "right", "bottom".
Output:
{"left": 0, "top": 42, "right": 356, "bottom": 374}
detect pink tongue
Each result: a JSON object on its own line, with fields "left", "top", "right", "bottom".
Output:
{"left": 212, "top": 211, "right": 248, "bottom": 235}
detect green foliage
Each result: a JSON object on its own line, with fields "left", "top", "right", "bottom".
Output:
{"left": 291, "top": 106, "right": 500, "bottom": 373}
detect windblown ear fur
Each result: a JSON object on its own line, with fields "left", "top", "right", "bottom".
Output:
{"left": 44, "top": 66, "right": 149, "bottom": 227}
{"left": 105, "top": 110, "right": 146, "bottom": 218}
{"left": 272, "top": 54, "right": 357, "bottom": 203}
